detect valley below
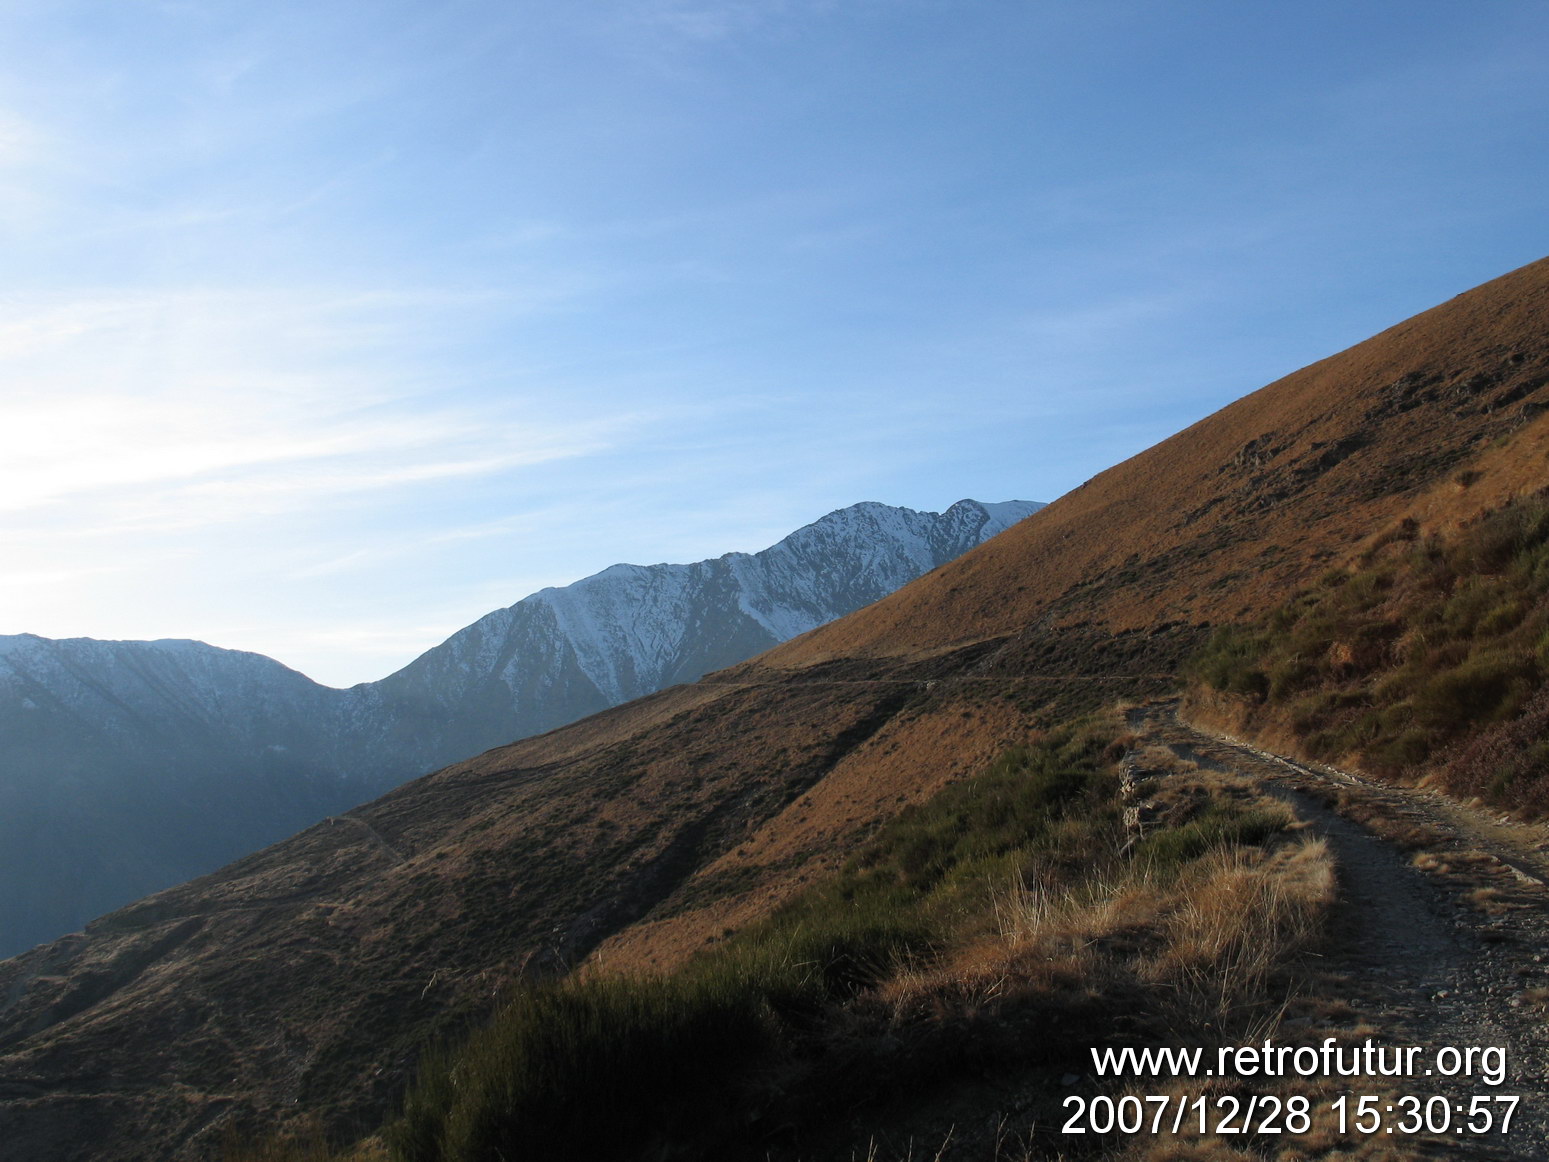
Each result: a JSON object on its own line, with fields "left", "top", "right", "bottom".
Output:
{"left": 0, "top": 500, "right": 1038, "bottom": 961}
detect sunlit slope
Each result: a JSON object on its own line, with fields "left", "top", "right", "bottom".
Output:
{"left": 757, "top": 255, "right": 1549, "bottom": 670}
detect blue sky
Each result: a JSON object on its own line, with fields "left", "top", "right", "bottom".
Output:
{"left": 2, "top": 0, "right": 1546, "bottom": 687}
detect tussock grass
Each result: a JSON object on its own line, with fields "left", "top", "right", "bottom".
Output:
{"left": 1135, "top": 842, "right": 1332, "bottom": 1030}
{"left": 884, "top": 824, "right": 1330, "bottom": 1049}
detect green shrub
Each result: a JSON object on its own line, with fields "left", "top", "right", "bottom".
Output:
{"left": 1366, "top": 729, "right": 1431, "bottom": 770}
{"left": 1135, "top": 806, "right": 1285, "bottom": 872}
{"left": 1190, "top": 625, "right": 1272, "bottom": 698}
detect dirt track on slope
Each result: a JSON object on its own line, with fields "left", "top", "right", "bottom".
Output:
{"left": 1140, "top": 700, "right": 1549, "bottom": 1159}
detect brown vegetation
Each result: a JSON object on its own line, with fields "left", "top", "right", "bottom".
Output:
{"left": 234, "top": 722, "right": 1335, "bottom": 1161}
{"left": 1187, "top": 490, "right": 1549, "bottom": 814}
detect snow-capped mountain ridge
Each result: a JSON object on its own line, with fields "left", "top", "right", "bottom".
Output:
{"left": 382, "top": 498, "right": 1039, "bottom": 724}
{"left": 0, "top": 498, "right": 1040, "bottom": 958}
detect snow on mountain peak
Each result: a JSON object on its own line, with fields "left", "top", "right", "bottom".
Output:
{"left": 0, "top": 496, "right": 1043, "bottom": 958}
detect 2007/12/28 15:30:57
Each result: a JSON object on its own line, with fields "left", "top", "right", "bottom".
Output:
{"left": 1060, "top": 1093, "right": 1522, "bottom": 1136}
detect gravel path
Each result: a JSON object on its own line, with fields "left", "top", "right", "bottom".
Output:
{"left": 1137, "top": 700, "right": 1549, "bottom": 1160}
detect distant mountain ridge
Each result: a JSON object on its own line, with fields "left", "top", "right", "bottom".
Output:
{"left": 0, "top": 498, "right": 1040, "bottom": 957}
{"left": 355, "top": 499, "right": 1039, "bottom": 772}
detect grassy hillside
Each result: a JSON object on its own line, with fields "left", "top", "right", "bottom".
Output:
{"left": 234, "top": 717, "right": 1333, "bottom": 1161}
{"left": 1189, "top": 491, "right": 1549, "bottom": 814}
{"left": 756, "top": 257, "right": 1549, "bottom": 670}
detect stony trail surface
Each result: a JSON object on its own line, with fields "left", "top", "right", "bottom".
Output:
{"left": 1136, "top": 700, "right": 1549, "bottom": 1160}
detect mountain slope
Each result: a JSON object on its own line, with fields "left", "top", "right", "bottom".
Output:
{"left": 0, "top": 499, "right": 1038, "bottom": 959}
{"left": 0, "top": 258, "right": 1546, "bottom": 1160}
{"left": 0, "top": 636, "right": 366, "bottom": 964}
{"left": 758, "top": 258, "right": 1549, "bottom": 669}
{"left": 350, "top": 499, "right": 1039, "bottom": 777}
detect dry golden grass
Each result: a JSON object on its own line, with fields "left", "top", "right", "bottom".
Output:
{"left": 877, "top": 836, "right": 1334, "bottom": 1052}
{"left": 1133, "top": 745, "right": 1197, "bottom": 774}
{"left": 1468, "top": 886, "right": 1509, "bottom": 915}
{"left": 1141, "top": 843, "right": 1333, "bottom": 1027}
{"left": 863, "top": 816, "right": 1350, "bottom": 1161}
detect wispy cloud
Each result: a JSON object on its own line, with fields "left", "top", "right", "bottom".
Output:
{"left": 0, "top": 562, "right": 130, "bottom": 590}
{"left": 0, "top": 108, "right": 42, "bottom": 164}
{"left": 0, "top": 285, "right": 628, "bottom": 529}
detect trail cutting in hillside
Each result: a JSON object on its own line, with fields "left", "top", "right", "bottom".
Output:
{"left": 1136, "top": 699, "right": 1549, "bottom": 1159}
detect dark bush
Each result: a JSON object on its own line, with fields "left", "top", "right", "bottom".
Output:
{"left": 389, "top": 973, "right": 772, "bottom": 1162}
{"left": 1412, "top": 654, "right": 1535, "bottom": 732}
